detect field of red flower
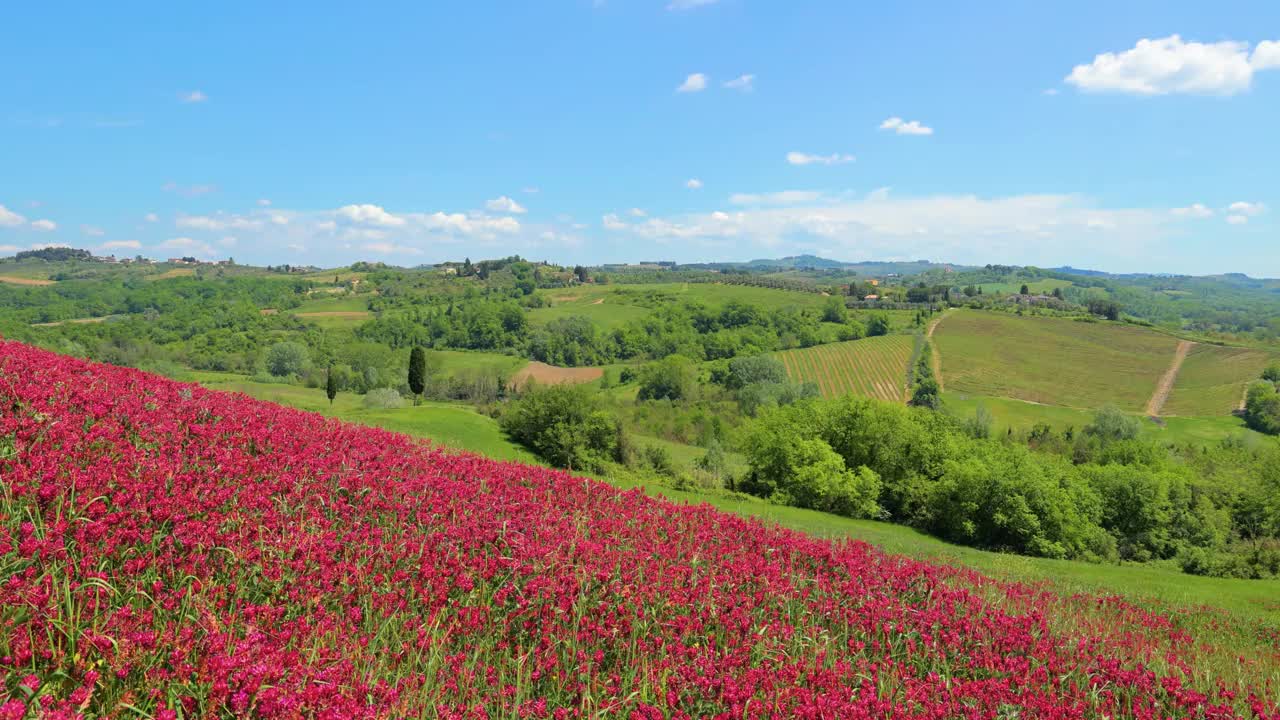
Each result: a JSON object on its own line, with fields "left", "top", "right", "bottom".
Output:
{"left": 1, "top": 340, "right": 1278, "bottom": 719}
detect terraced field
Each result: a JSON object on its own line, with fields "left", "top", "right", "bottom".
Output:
{"left": 776, "top": 335, "right": 914, "bottom": 402}
{"left": 1164, "top": 344, "right": 1278, "bottom": 416}
{"left": 933, "top": 310, "right": 1179, "bottom": 411}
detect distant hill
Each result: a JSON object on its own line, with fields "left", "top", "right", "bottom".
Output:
{"left": 684, "top": 255, "right": 969, "bottom": 276}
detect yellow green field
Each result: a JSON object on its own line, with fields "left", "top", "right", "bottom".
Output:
{"left": 775, "top": 335, "right": 914, "bottom": 402}
{"left": 934, "top": 310, "right": 1180, "bottom": 411}
{"left": 1164, "top": 344, "right": 1277, "bottom": 416}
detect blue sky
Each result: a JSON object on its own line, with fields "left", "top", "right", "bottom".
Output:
{"left": 1, "top": 1, "right": 1277, "bottom": 274}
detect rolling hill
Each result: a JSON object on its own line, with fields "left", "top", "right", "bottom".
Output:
{"left": 932, "top": 310, "right": 1181, "bottom": 412}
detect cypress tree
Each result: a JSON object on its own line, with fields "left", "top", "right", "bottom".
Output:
{"left": 326, "top": 366, "right": 338, "bottom": 406}
{"left": 408, "top": 347, "right": 427, "bottom": 405}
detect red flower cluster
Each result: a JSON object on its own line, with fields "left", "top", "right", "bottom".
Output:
{"left": 0, "top": 341, "right": 1276, "bottom": 718}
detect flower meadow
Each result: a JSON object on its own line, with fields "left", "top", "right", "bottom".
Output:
{"left": 1, "top": 341, "right": 1278, "bottom": 719}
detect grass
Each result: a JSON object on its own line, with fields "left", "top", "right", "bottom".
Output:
{"left": 775, "top": 335, "right": 914, "bottom": 402}
{"left": 540, "top": 282, "right": 834, "bottom": 312}
{"left": 200, "top": 379, "right": 539, "bottom": 463}
{"left": 430, "top": 349, "right": 528, "bottom": 379}
{"left": 934, "top": 309, "right": 1180, "bottom": 412}
{"left": 1164, "top": 343, "right": 1277, "bottom": 416}
{"left": 942, "top": 390, "right": 1268, "bottom": 447}
{"left": 630, "top": 433, "right": 749, "bottom": 475}
{"left": 605, "top": 473, "right": 1280, "bottom": 626}
{"left": 145, "top": 268, "right": 196, "bottom": 281}
{"left": 293, "top": 296, "right": 368, "bottom": 313}
{"left": 288, "top": 296, "right": 373, "bottom": 328}
{"left": 200, "top": 375, "right": 1280, "bottom": 627}
{"left": 976, "top": 278, "right": 1075, "bottom": 294}
{"left": 527, "top": 299, "right": 650, "bottom": 330}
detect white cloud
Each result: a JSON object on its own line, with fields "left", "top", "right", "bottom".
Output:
{"left": 220, "top": 236, "right": 238, "bottom": 247}
{"left": 629, "top": 208, "right": 648, "bottom": 217}
{"left": 677, "top": 73, "right": 708, "bottom": 93}
{"left": 787, "top": 151, "right": 855, "bottom": 166}
{"left": 1043, "top": 88, "right": 1060, "bottom": 96}
{"left": 879, "top": 117, "right": 934, "bottom": 135}
{"left": 30, "top": 219, "right": 57, "bottom": 232}
{"left": 144, "top": 213, "right": 159, "bottom": 223}
{"left": 162, "top": 182, "right": 216, "bottom": 197}
{"left": 686, "top": 178, "right": 704, "bottom": 190}
{"left": 1254, "top": 41, "right": 1280, "bottom": 70}
{"left": 81, "top": 225, "right": 105, "bottom": 237}
{"left": 602, "top": 213, "right": 627, "bottom": 230}
{"left": 362, "top": 242, "right": 423, "bottom": 255}
{"left": 1228, "top": 201, "right": 1266, "bottom": 216}
{"left": 485, "top": 196, "right": 528, "bottom": 214}
{"left": 1226, "top": 215, "right": 1249, "bottom": 225}
{"left": 177, "top": 213, "right": 263, "bottom": 232}
{"left": 522, "top": 186, "right": 540, "bottom": 194}
{"left": 418, "top": 212, "right": 520, "bottom": 236}
{"left": 607, "top": 191, "right": 1171, "bottom": 268}
{"left": 723, "top": 74, "right": 755, "bottom": 92}
{"left": 667, "top": 0, "right": 719, "bottom": 9}
{"left": 257, "top": 198, "right": 272, "bottom": 207}
{"left": 1171, "top": 203, "right": 1213, "bottom": 218}
{"left": 180, "top": 90, "right": 208, "bottom": 103}
{"left": 336, "top": 204, "right": 406, "bottom": 227}
{"left": 0, "top": 205, "right": 26, "bottom": 227}
{"left": 102, "top": 240, "right": 142, "bottom": 250}
{"left": 159, "top": 236, "right": 217, "bottom": 256}
{"left": 730, "top": 190, "right": 825, "bottom": 206}
{"left": 0, "top": 245, "right": 21, "bottom": 253}
{"left": 1065, "top": 35, "right": 1280, "bottom": 95}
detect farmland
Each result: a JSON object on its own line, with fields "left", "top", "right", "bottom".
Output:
{"left": 933, "top": 310, "right": 1181, "bottom": 411}
{"left": 4, "top": 342, "right": 1280, "bottom": 718}
{"left": 775, "top": 334, "right": 914, "bottom": 401}
{"left": 510, "top": 360, "right": 603, "bottom": 387}
{"left": 1165, "top": 343, "right": 1278, "bottom": 416}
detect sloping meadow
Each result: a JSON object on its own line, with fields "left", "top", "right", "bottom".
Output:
{"left": 0, "top": 341, "right": 1277, "bottom": 718}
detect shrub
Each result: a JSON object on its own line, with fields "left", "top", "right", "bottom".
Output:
{"left": 1244, "top": 381, "right": 1280, "bottom": 435}
{"left": 1084, "top": 405, "right": 1140, "bottom": 443}
{"left": 637, "top": 354, "right": 698, "bottom": 402}
{"left": 363, "top": 387, "right": 406, "bottom": 409}
{"left": 265, "top": 341, "right": 310, "bottom": 377}
{"left": 500, "top": 383, "right": 619, "bottom": 471}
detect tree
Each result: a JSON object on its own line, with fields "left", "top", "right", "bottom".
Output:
{"left": 1020, "top": 284, "right": 1030, "bottom": 295}
{"left": 1085, "top": 405, "right": 1141, "bottom": 443}
{"left": 867, "top": 314, "right": 891, "bottom": 337}
{"left": 909, "top": 377, "right": 942, "bottom": 410}
{"left": 1087, "top": 298, "right": 1121, "bottom": 321}
{"left": 499, "top": 384, "right": 619, "bottom": 470}
{"left": 326, "top": 365, "right": 338, "bottom": 406}
{"left": 726, "top": 355, "right": 787, "bottom": 389}
{"left": 573, "top": 265, "right": 590, "bottom": 283}
{"left": 1245, "top": 382, "right": 1280, "bottom": 435}
{"left": 408, "top": 347, "right": 427, "bottom": 405}
{"left": 1262, "top": 363, "right": 1280, "bottom": 383}
{"left": 821, "top": 296, "right": 846, "bottom": 323}
{"left": 696, "top": 438, "right": 728, "bottom": 486}
{"left": 637, "top": 354, "right": 698, "bottom": 401}
{"left": 265, "top": 341, "right": 309, "bottom": 377}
